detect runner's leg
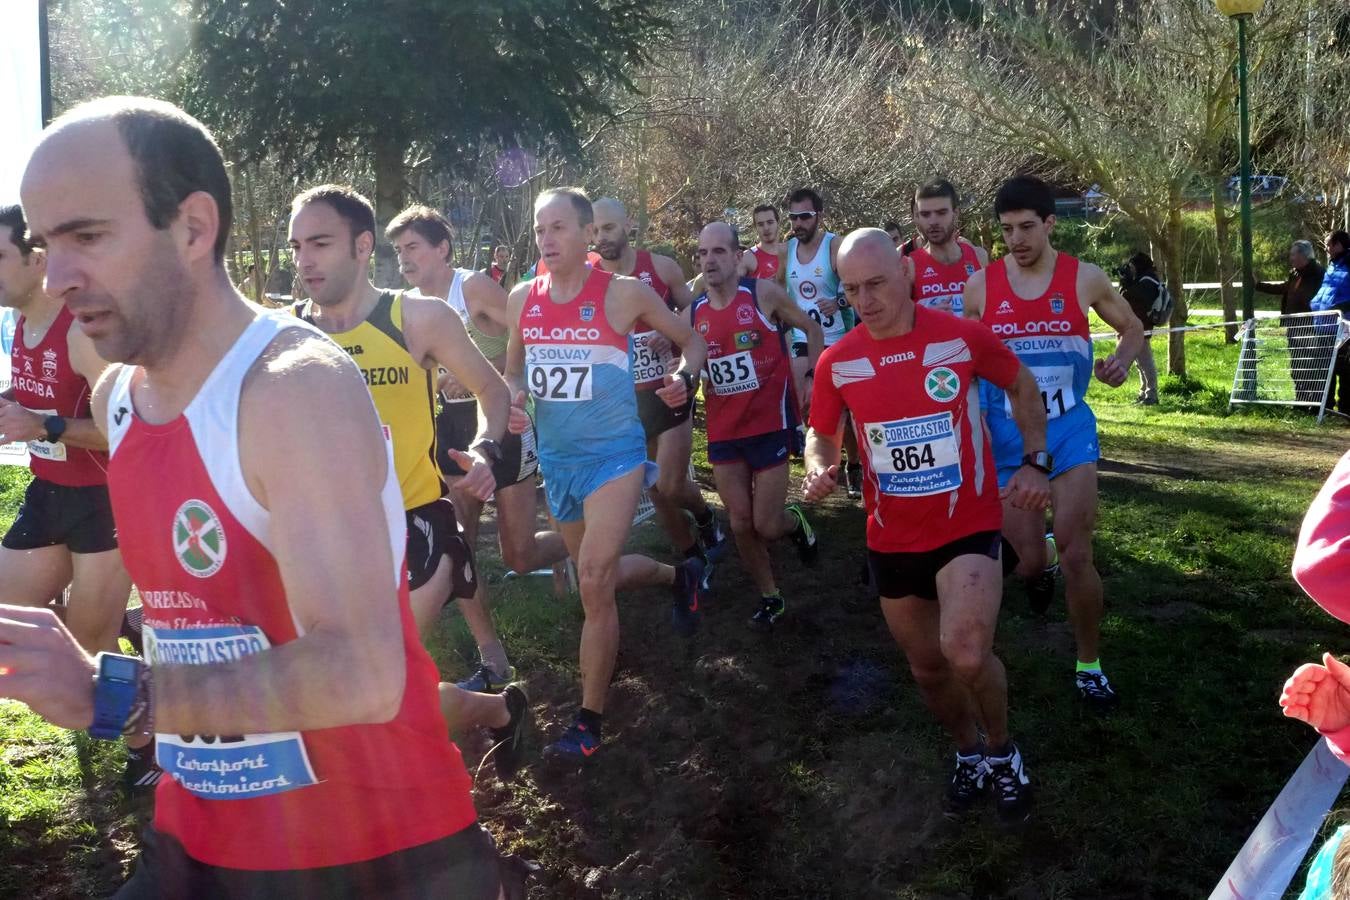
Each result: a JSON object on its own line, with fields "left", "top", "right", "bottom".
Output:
{"left": 713, "top": 460, "right": 774, "bottom": 595}
{"left": 0, "top": 546, "right": 72, "bottom": 609}
{"left": 934, "top": 552, "right": 1009, "bottom": 750}
{"left": 1048, "top": 464, "right": 1103, "bottom": 665}
{"left": 446, "top": 485, "right": 511, "bottom": 680}
{"left": 65, "top": 548, "right": 133, "bottom": 654}
{"left": 879, "top": 594, "right": 980, "bottom": 751}
{"left": 495, "top": 478, "right": 568, "bottom": 576}
{"left": 647, "top": 425, "right": 699, "bottom": 555}
{"left": 751, "top": 462, "right": 796, "bottom": 542}
{"left": 1001, "top": 500, "right": 1046, "bottom": 580}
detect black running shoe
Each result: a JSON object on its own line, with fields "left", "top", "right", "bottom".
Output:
{"left": 123, "top": 741, "right": 163, "bottom": 798}
{"left": 1075, "top": 670, "right": 1120, "bottom": 712}
{"left": 986, "top": 743, "right": 1033, "bottom": 825}
{"left": 490, "top": 684, "right": 531, "bottom": 781}
{"left": 1025, "top": 569, "right": 1055, "bottom": 615}
{"left": 671, "top": 557, "right": 704, "bottom": 635}
{"left": 846, "top": 464, "right": 863, "bottom": 500}
{"left": 699, "top": 516, "right": 730, "bottom": 564}
{"left": 943, "top": 750, "right": 989, "bottom": 818}
{"left": 748, "top": 594, "right": 786, "bottom": 631}
{"left": 786, "top": 504, "right": 818, "bottom": 566}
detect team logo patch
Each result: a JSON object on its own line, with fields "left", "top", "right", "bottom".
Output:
{"left": 579, "top": 303, "right": 596, "bottom": 322}
{"left": 868, "top": 425, "right": 885, "bottom": 445}
{"left": 997, "top": 300, "right": 1014, "bottom": 315}
{"left": 814, "top": 266, "right": 823, "bottom": 277}
{"left": 639, "top": 271, "right": 653, "bottom": 285}
{"left": 1050, "top": 296, "right": 1065, "bottom": 315}
{"left": 734, "top": 330, "right": 760, "bottom": 349}
{"left": 735, "top": 304, "right": 755, "bottom": 325}
{"left": 526, "top": 304, "right": 543, "bottom": 318}
{"left": 697, "top": 320, "right": 710, "bottom": 334}
{"left": 41, "top": 349, "right": 58, "bottom": 382}
{"left": 924, "top": 366, "right": 960, "bottom": 403}
{"left": 173, "top": 499, "right": 227, "bottom": 578}
{"left": 965, "top": 263, "right": 976, "bottom": 275}
{"left": 799, "top": 281, "right": 818, "bottom": 300}
{"left": 924, "top": 266, "right": 937, "bottom": 277}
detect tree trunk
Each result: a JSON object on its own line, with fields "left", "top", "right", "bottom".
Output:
{"left": 372, "top": 136, "right": 406, "bottom": 289}
{"left": 1211, "top": 176, "right": 1238, "bottom": 343}
{"left": 242, "top": 166, "right": 265, "bottom": 303}
{"left": 1166, "top": 192, "right": 1187, "bottom": 377}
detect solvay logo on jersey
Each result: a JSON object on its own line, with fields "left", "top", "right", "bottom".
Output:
{"left": 174, "top": 499, "right": 227, "bottom": 578}
{"left": 522, "top": 325, "right": 602, "bottom": 341}
{"left": 997, "top": 300, "right": 1015, "bottom": 315}
{"left": 991, "top": 320, "right": 1072, "bottom": 337}
{"left": 832, "top": 357, "right": 876, "bottom": 387}
{"left": 526, "top": 304, "right": 544, "bottom": 318}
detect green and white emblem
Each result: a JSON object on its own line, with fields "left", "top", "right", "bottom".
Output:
{"left": 924, "top": 366, "right": 959, "bottom": 403}
{"left": 174, "top": 499, "right": 227, "bottom": 578}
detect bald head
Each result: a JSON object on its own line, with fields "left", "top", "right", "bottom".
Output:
{"left": 593, "top": 197, "right": 633, "bottom": 262}
{"left": 700, "top": 221, "right": 737, "bottom": 251}
{"left": 593, "top": 197, "right": 627, "bottom": 220}
{"left": 696, "top": 221, "right": 743, "bottom": 289}
{"left": 837, "top": 228, "right": 914, "bottom": 336}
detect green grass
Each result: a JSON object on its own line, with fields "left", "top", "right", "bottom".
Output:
{"left": 1, "top": 329, "right": 1348, "bottom": 898}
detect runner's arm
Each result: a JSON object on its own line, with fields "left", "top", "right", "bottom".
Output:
{"left": 1083, "top": 263, "right": 1144, "bottom": 386}
{"left": 961, "top": 269, "right": 988, "bottom": 319}
{"left": 615, "top": 279, "right": 707, "bottom": 389}
{"left": 973, "top": 245, "right": 990, "bottom": 267}
{"left": 0, "top": 325, "right": 109, "bottom": 449}
{"left": 462, "top": 270, "right": 512, "bottom": 333}
{"left": 657, "top": 255, "right": 696, "bottom": 312}
{"left": 502, "top": 282, "right": 532, "bottom": 434}
{"left": 761, "top": 280, "right": 823, "bottom": 372}
{"left": 405, "top": 295, "right": 509, "bottom": 447}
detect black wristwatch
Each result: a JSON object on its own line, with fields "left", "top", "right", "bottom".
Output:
{"left": 678, "top": 370, "right": 696, "bottom": 393}
{"left": 1021, "top": 451, "right": 1053, "bottom": 474}
{"left": 469, "top": 438, "right": 503, "bottom": 465}
{"left": 42, "top": 415, "right": 66, "bottom": 443}
{"left": 805, "top": 368, "right": 815, "bottom": 380}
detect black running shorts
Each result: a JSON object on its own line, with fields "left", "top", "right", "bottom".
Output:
{"left": 867, "top": 530, "right": 1002, "bottom": 602}
{"left": 2, "top": 477, "right": 118, "bottom": 554}
{"left": 637, "top": 389, "right": 695, "bottom": 441}
{"left": 115, "top": 822, "right": 502, "bottom": 900}
{"left": 405, "top": 497, "right": 478, "bottom": 600}
{"left": 436, "top": 400, "right": 539, "bottom": 489}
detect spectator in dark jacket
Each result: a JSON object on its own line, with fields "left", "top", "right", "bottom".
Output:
{"left": 1118, "top": 251, "right": 1161, "bottom": 405}
{"left": 1257, "top": 239, "right": 1324, "bottom": 318}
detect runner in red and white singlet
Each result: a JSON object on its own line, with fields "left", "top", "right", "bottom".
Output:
{"left": 4, "top": 98, "right": 501, "bottom": 897}
{"left": 802, "top": 228, "right": 1049, "bottom": 825}
{"left": 740, "top": 204, "right": 785, "bottom": 283}
{"left": 592, "top": 198, "right": 726, "bottom": 571}
{"left": 908, "top": 179, "right": 990, "bottom": 318}
{"left": 0, "top": 204, "right": 132, "bottom": 657}
{"left": 690, "top": 222, "right": 822, "bottom": 630}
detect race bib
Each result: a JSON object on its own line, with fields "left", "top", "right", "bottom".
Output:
{"left": 1003, "top": 365, "right": 1077, "bottom": 420}
{"left": 144, "top": 624, "right": 318, "bottom": 799}
{"left": 26, "top": 408, "right": 66, "bottom": 462}
{"left": 706, "top": 350, "right": 760, "bottom": 395}
{"left": 527, "top": 362, "right": 593, "bottom": 402}
{"left": 631, "top": 330, "right": 673, "bottom": 384}
{"left": 864, "top": 412, "right": 962, "bottom": 496}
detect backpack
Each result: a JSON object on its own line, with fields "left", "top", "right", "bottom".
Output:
{"left": 1139, "top": 274, "right": 1173, "bottom": 326}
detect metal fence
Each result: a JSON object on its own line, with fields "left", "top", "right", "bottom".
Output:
{"left": 1229, "top": 310, "right": 1350, "bottom": 423}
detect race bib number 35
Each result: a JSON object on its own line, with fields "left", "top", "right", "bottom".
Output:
{"left": 706, "top": 350, "right": 760, "bottom": 395}
{"left": 143, "top": 624, "right": 318, "bottom": 799}
{"left": 864, "top": 413, "right": 962, "bottom": 496}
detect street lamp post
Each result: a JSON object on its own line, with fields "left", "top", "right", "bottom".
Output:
{"left": 1216, "top": 0, "right": 1266, "bottom": 323}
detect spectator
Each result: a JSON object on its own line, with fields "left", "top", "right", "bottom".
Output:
{"left": 1311, "top": 232, "right": 1350, "bottom": 416}
{"left": 1258, "top": 240, "right": 1326, "bottom": 403}
{"left": 488, "top": 244, "right": 512, "bottom": 287}
{"left": 1257, "top": 239, "right": 1325, "bottom": 319}
{"left": 1117, "top": 251, "right": 1161, "bottom": 405}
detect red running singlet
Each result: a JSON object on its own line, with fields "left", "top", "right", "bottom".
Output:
{"left": 749, "top": 246, "right": 780, "bottom": 280}
{"left": 909, "top": 243, "right": 983, "bottom": 318}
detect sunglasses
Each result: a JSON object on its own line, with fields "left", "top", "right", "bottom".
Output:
{"left": 787, "top": 211, "right": 818, "bottom": 222}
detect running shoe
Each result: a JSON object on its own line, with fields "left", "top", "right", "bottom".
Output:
{"left": 846, "top": 463, "right": 863, "bottom": 500}
{"left": 120, "top": 605, "right": 144, "bottom": 656}
{"left": 986, "top": 743, "right": 1034, "bottom": 825}
{"left": 1075, "top": 669, "right": 1120, "bottom": 712}
{"left": 489, "top": 683, "right": 531, "bottom": 781}
{"left": 671, "top": 556, "right": 704, "bottom": 635}
{"left": 456, "top": 663, "right": 517, "bottom": 694}
{"left": 699, "top": 515, "right": 730, "bottom": 564}
{"left": 123, "top": 741, "right": 163, "bottom": 798}
{"left": 786, "top": 504, "right": 819, "bottom": 566}
{"left": 543, "top": 720, "right": 601, "bottom": 764}
{"left": 1026, "top": 534, "right": 1059, "bottom": 615}
{"left": 943, "top": 750, "right": 990, "bottom": 818}
{"left": 748, "top": 594, "right": 786, "bottom": 631}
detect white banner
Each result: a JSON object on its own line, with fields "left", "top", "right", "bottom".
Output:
{"left": 0, "top": 309, "right": 30, "bottom": 466}
{"left": 0, "top": 0, "right": 43, "bottom": 202}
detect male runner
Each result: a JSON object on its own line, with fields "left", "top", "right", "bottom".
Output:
{"left": 963, "top": 175, "right": 1143, "bottom": 712}
{"left": 785, "top": 188, "right": 862, "bottom": 497}
{"left": 592, "top": 198, "right": 726, "bottom": 569}
{"left": 0, "top": 203, "right": 148, "bottom": 788}
{"left": 907, "top": 179, "right": 989, "bottom": 317}
{"left": 288, "top": 187, "right": 529, "bottom": 759}
{"left": 802, "top": 228, "right": 1049, "bottom": 824}
{"left": 506, "top": 187, "right": 706, "bottom": 762}
{"left": 742, "top": 204, "right": 785, "bottom": 283}
{"left": 691, "top": 222, "right": 822, "bottom": 629}
{"left": 388, "top": 204, "right": 569, "bottom": 692}
{"left": 9, "top": 96, "right": 502, "bottom": 896}
{"left": 489, "top": 244, "right": 511, "bottom": 287}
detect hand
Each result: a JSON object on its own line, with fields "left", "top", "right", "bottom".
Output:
{"left": 1094, "top": 354, "right": 1128, "bottom": 387}
{"left": 802, "top": 464, "right": 839, "bottom": 502}
{"left": 656, "top": 373, "right": 690, "bottom": 409}
{"left": 0, "top": 605, "right": 96, "bottom": 730}
{"left": 1280, "top": 653, "right": 1350, "bottom": 733}
{"left": 507, "top": 390, "right": 531, "bottom": 435}
{"left": 437, "top": 369, "right": 472, "bottom": 401}
{"left": 0, "top": 400, "right": 45, "bottom": 444}
{"left": 1000, "top": 465, "right": 1051, "bottom": 511}
{"left": 817, "top": 298, "right": 840, "bottom": 317}
{"left": 446, "top": 450, "right": 495, "bottom": 502}
{"left": 644, "top": 333, "right": 672, "bottom": 361}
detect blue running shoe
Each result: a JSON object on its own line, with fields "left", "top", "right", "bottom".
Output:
{"left": 672, "top": 556, "right": 704, "bottom": 635}
{"left": 544, "top": 720, "right": 601, "bottom": 763}
{"left": 455, "top": 663, "right": 517, "bottom": 694}
{"left": 699, "top": 515, "right": 730, "bottom": 564}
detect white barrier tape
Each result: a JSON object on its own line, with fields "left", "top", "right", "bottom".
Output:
{"left": 1090, "top": 319, "right": 1249, "bottom": 342}
{"left": 1209, "top": 738, "right": 1350, "bottom": 900}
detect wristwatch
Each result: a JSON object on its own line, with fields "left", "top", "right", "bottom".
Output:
{"left": 469, "top": 438, "right": 503, "bottom": 466}
{"left": 1021, "top": 451, "right": 1053, "bottom": 474}
{"left": 805, "top": 368, "right": 815, "bottom": 380}
{"left": 89, "top": 652, "right": 144, "bottom": 740}
{"left": 42, "top": 415, "right": 66, "bottom": 443}
{"left": 677, "top": 370, "right": 696, "bottom": 393}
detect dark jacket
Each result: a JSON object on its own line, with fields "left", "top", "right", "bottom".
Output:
{"left": 1257, "top": 259, "right": 1325, "bottom": 316}
{"left": 1121, "top": 271, "right": 1161, "bottom": 325}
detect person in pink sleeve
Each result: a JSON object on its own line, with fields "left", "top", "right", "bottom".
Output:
{"left": 1279, "top": 450, "right": 1350, "bottom": 761}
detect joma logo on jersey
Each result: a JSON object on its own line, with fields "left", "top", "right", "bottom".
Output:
{"left": 522, "top": 325, "right": 602, "bottom": 342}
{"left": 880, "top": 352, "right": 916, "bottom": 366}
{"left": 579, "top": 303, "right": 596, "bottom": 322}
{"left": 174, "top": 499, "right": 227, "bottom": 578}
{"left": 341, "top": 344, "right": 364, "bottom": 356}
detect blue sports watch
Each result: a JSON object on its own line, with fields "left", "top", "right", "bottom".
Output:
{"left": 89, "top": 652, "right": 142, "bottom": 740}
